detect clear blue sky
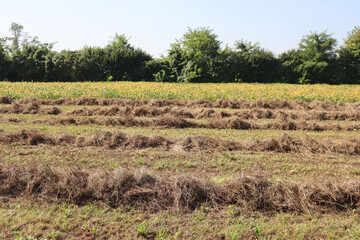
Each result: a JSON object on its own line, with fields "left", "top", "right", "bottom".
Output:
{"left": 1, "top": 0, "right": 359, "bottom": 57}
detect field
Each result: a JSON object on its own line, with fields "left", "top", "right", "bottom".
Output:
{"left": 1, "top": 82, "right": 360, "bottom": 102}
{"left": 1, "top": 82, "right": 360, "bottom": 239}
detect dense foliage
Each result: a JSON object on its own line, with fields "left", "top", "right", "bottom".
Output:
{"left": 338, "top": 27, "right": 360, "bottom": 84}
{"left": 0, "top": 43, "right": 8, "bottom": 80}
{"left": 0, "top": 23, "right": 360, "bottom": 84}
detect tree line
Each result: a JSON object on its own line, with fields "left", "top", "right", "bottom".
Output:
{"left": 0, "top": 23, "right": 359, "bottom": 84}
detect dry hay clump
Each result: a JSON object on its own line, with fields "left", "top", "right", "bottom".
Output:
{"left": 79, "top": 131, "right": 172, "bottom": 150}
{"left": 1, "top": 129, "right": 360, "bottom": 154}
{"left": 225, "top": 176, "right": 360, "bottom": 212}
{"left": 34, "top": 116, "right": 150, "bottom": 128}
{"left": 65, "top": 106, "right": 123, "bottom": 116}
{"left": 3, "top": 96, "right": 360, "bottom": 111}
{"left": 153, "top": 114, "right": 201, "bottom": 128}
{"left": 0, "top": 129, "right": 181, "bottom": 150}
{"left": 0, "top": 102, "right": 61, "bottom": 115}
{"left": 0, "top": 96, "right": 14, "bottom": 104}
{"left": 0, "top": 113, "right": 356, "bottom": 132}
{"left": 247, "top": 133, "right": 360, "bottom": 155}
{"left": 4, "top": 112, "right": 360, "bottom": 132}
{"left": 4, "top": 99, "right": 360, "bottom": 123}
{"left": 0, "top": 129, "right": 56, "bottom": 146}
{"left": 1, "top": 163, "right": 360, "bottom": 213}
{"left": 0, "top": 163, "right": 222, "bottom": 211}
{"left": 63, "top": 105, "right": 360, "bottom": 122}
{"left": 65, "top": 105, "right": 195, "bottom": 119}
{"left": 15, "top": 97, "right": 176, "bottom": 108}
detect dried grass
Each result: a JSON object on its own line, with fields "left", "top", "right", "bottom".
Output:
{"left": 1, "top": 129, "right": 359, "bottom": 155}
{"left": 1, "top": 163, "right": 360, "bottom": 213}
{"left": 4, "top": 96, "right": 360, "bottom": 111}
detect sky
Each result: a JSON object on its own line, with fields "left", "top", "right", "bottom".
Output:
{"left": 0, "top": 0, "right": 359, "bottom": 57}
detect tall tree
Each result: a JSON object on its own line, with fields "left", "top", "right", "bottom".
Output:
{"left": 167, "top": 27, "right": 222, "bottom": 82}
{"left": 233, "top": 40, "right": 279, "bottom": 83}
{"left": 279, "top": 49, "right": 302, "bottom": 83}
{"left": 296, "top": 31, "right": 337, "bottom": 84}
{"left": 0, "top": 42, "right": 8, "bottom": 80}
{"left": 73, "top": 46, "right": 106, "bottom": 82}
{"left": 51, "top": 50, "right": 77, "bottom": 82}
{"left": 338, "top": 26, "right": 360, "bottom": 84}
{"left": 104, "top": 34, "right": 152, "bottom": 81}
{"left": 9, "top": 22, "right": 24, "bottom": 52}
{"left": 10, "top": 44, "right": 55, "bottom": 81}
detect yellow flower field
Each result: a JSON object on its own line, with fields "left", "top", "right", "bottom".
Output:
{"left": 0, "top": 81, "right": 359, "bottom": 102}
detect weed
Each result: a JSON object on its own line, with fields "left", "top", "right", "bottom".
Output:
{"left": 184, "top": 162, "right": 197, "bottom": 168}
{"left": 154, "top": 162, "right": 170, "bottom": 170}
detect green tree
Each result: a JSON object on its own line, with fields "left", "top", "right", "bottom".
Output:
{"left": 9, "top": 22, "right": 24, "bottom": 52}
{"left": 104, "top": 34, "right": 152, "bottom": 81}
{"left": 295, "top": 31, "right": 337, "bottom": 84}
{"left": 73, "top": 46, "right": 106, "bottom": 82}
{"left": 9, "top": 43, "right": 55, "bottom": 81}
{"left": 51, "top": 50, "right": 77, "bottom": 82}
{"left": 1, "top": 22, "right": 57, "bottom": 82}
{"left": 279, "top": 49, "right": 302, "bottom": 83}
{"left": 147, "top": 59, "right": 172, "bottom": 82}
{"left": 167, "top": 27, "right": 222, "bottom": 82}
{"left": 338, "top": 26, "right": 360, "bottom": 84}
{"left": 0, "top": 42, "right": 8, "bottom": 80}
{"left": 212, "top": 46, "right": 237, "bottom": 83}
{"left": 233, "top": 40, "right": 280, "bottom": 83}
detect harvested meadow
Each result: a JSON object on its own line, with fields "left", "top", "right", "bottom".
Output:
{"left": 1, "top": 90, "right": 360, "bottom": 239}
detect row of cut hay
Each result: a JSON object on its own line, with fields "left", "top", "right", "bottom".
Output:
{"left": 66, "top": 106, "right": 360, "bottom": 121}
{"left": 2, "top": 115, "right": 360, "bottom": 131}
{"left": 2, "top": 96, "right": 360, "bottom": 111}
{"left": 2, "top": 102, "right": 360, "bottom": 122}
{"left": 0, "top": 162, "right": 359, "bottom": 213}
{"left": 1, "top": 129, "right": 359, "bottom": 155}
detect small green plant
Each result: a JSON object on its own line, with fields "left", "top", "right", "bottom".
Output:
{"left": 137, "top": 157, "right": 149, "bottom": 166}
{"left": 184, "top": 162, "right": 197, "bottom": 168}
{"left": 350, "top": 168, "right": 360, "bottom": 175}
{"left": 250, "top": 221, "right": 263, "bottom": 238}
{"left": 135, "top": 220, "right": 148, "bottom": 235}
{"left": 174, "top": 227, "right": 181, "bottom": 240}
{"left": 46, "top": 230, "right": 61, "bottom": 239}
{"left": 91, "top": 227, "right": 98, "bottom": 236}
{"left": 106, "top": 75, "right": 114, "bottom": 82}
{"left": 154, "top": 162, "right": 170, "bottom": 170}
{"left": 135, "top": 220, "right": 156, "bottom": 238}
